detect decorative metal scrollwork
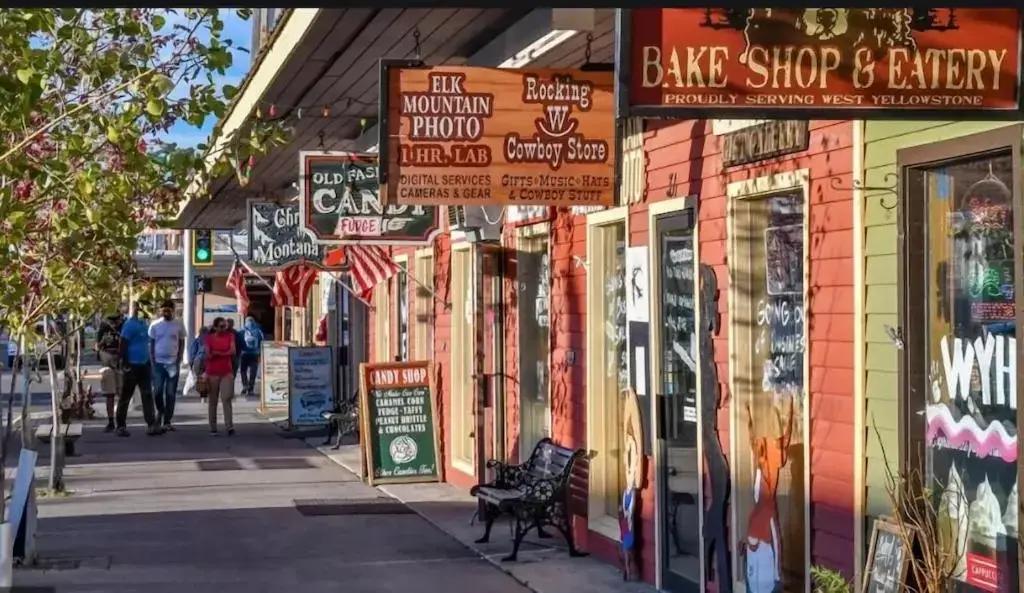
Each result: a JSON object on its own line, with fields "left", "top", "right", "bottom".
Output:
{"left": 830, "top": 172, "right": 899, "bottom": 211}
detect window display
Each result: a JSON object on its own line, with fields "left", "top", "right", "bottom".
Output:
{"left": 919, "top": 152, "right": 1018, "bottom": 593}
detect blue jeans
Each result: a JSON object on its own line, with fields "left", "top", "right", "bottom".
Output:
{"left": 240, "top": 353, "right": 259, "bottom": 393}
{"left": 152, "top": 363, "right": 180, "bottom": 424}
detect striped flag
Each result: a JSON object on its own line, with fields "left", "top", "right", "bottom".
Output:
{"left": 225, "top": 260, "right": 250, "bottom": 316}
{"left": 346, "top": 245, "right": 401, "bottom": 301}
{"left": 272, "top": 264, "right": 318, "bottom": 307}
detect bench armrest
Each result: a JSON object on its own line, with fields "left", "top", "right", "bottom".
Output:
{"left": 521, "top": 475, "right": 564, "bottom": 504}
{"left": 486, "top": 459, "right": 527, "bottom": 488}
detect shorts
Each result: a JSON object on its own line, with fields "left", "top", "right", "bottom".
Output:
{"left": 98, "top": 351, "right": 123, "bottom": 396}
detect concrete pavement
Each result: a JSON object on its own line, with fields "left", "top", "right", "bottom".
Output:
{"left": 13, "top": 398, "right": 533, "bottom": 593}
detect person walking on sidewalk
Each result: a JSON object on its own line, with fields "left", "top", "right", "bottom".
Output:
{"left": 184, "top": 326, "right": 209, "bottom": 401}
{"left": 149, "top": 300, "right": 185, "bottom": 431}
{"left": 96, "top": 310, "right": 125, "bottom": 432}
{"left": 239, "top": 316, "right": 263, "bottom": 397}
{"left": 204, "top": 317, "right": 236, "bottom": 436}
{"left": 117, "top": 303, "right": 161, "bottom": 437}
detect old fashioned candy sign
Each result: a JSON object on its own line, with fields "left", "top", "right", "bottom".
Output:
{"left": 298, "top": 151, "right": 441, "bottom": 246}
{"left": 624, "top": 8, "right": 1022, "bottom": 116}
{"left": 379, "top": 64, "right": 615, "bottom": 207}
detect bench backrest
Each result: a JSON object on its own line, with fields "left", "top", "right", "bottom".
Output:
{"left": 523, "top": 438, "right": 583, "bottom": 483}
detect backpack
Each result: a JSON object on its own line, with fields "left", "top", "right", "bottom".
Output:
{"left": 244, "top": 327, "right": 261, "bottom": 351}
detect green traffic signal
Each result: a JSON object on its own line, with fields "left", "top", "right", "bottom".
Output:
{"left": 192, "top": 230, "right": 213, "bottom": 266}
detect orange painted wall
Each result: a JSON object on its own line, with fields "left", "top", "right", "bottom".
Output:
{"left": 636, "top": 118, "right": 857, "bottom": 581}
{"left": 364, "top": 117, "right": 857, "bottom": 584}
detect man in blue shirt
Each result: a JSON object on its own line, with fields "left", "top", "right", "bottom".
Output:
{"left": 117, "top": 303, "right": 161, "bottom": 437}
{"left": 238, "top": 316, "right": 264, "bottom": 397}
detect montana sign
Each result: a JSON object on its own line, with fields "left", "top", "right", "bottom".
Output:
{"left": 298, "top": 151, "right": 441, "bottom": 246}
{"left": 379, "top": 64, "right": 615, "bottom": 207}
{"left": 624, "top": 8, "right": 1022, "bottom": 117}
{"left": 247, "top": 200, "right": 337, "bottom": 271}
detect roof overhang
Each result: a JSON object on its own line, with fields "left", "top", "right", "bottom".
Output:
{"left": 175, "top": 8, "right": 614, "bottom": 231}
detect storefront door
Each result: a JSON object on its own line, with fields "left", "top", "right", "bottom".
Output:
{"left": 655, "top": 209, "right": 703, "bottom": 593}
{"left": 900, "top": 129, "right": 1022, "bottom": 593}
{"left": 517, "top": 234, "right": 551, "bottom": 460}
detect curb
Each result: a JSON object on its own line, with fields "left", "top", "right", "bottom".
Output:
{"left": 293, "top": 433, "right": 547, "bottom": 593}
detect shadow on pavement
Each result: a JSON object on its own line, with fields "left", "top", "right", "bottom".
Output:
{"left": 16, "top": 506, "right": 533, "bottom": 593}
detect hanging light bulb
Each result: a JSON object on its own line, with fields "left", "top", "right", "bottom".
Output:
{"left": 322, "top": 105, "right": 330, "bottom": 118}
{"left": 268, "top": 104, "right": 277, "bottom": 118}
{"left": 255, "top": 106, "right": 262, "bottom": 119}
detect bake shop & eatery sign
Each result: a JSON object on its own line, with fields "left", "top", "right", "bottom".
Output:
{"left": 298, "top": 151, "right": 441, "bottom": 246}
{"left": 378, "top": 63, "right": 615, "bottom": 207}
{"left": 622, "top": 8, "right": 1023, "bottom": 117}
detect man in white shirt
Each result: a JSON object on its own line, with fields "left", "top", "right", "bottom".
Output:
{"left": 148, "top": 300, "right": 186, "bottom": 431}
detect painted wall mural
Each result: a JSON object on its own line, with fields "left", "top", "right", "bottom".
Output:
{"left": 699, "top": 263, "right": 732, "bottom": 592}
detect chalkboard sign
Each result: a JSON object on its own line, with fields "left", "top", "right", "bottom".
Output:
{"left": 260, "top": 341, "right": 294, "bottom": 410}
{"left": 287, "top": 347, "right": 335, "bottom": 427}
{"left": 862, "top": 518, "right": 914, "bottom": 593}
{"left": 359, "top": 361, "right": 441, "bottom": 486}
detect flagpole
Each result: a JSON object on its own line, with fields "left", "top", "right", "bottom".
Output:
{"left": 392, "top": 260, "right": 448, "bottom": 310}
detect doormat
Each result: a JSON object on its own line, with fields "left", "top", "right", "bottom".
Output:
{"left": 293, "top": 497, "right": 415, "bottom": 516}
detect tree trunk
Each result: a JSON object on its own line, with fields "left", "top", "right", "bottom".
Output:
{"left": 44, "top": 317, "right": 63, "bottom": 492}
{"left": 0, "top": 332, "right": 20, "bottom": 523}
{"left": 19, "top": 334, "right": 32, "bottom": 450}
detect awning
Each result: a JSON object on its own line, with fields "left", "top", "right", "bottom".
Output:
{"left": 176, "top": 8, "right": 615, "bottom": 231}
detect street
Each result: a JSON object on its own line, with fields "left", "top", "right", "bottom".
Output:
{"left": 12, "top": 398, "right": 533, "bottom": 593}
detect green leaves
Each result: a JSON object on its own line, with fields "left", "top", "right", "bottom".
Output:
{"left": 0, "top": 7, "right": 293, "bottom": 331}
{"left": 145, "top": 98, "right": 164, "bottom": 117}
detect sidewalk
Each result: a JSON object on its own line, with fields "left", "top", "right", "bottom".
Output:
{"left": 306, "top": 439, "right": 658, "bottom": 593}
{"left": 12, "top": 398, "right": 535, "bottom": 593}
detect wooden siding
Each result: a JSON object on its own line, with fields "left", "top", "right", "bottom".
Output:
{"left": 860, "top": 120, "right": 1011, "bottom": 519}
{"left": 642, "top": 119, "right": 857, "bottom": 580}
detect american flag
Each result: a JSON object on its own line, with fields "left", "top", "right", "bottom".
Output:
{"left": 225, "top": 260, "right": 250, "bottom": 316}
{"left": 272, "top": 264, "right": 318, "bottom": 307}
{"left": 346, "top": 245, "right": 401, "bottom": 301}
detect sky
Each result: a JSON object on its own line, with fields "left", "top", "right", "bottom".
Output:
{"left": 160, "top": 9, "right": 253, "bottom": 149}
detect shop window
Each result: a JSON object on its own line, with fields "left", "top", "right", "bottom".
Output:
{"left": 585, "top": 214, "right": 629, "bottom": 538}
{"left": 373, "top": 285, "right": 390, "bottom": 362}
{"left": 413, "top": 250, "right": 434, "bottom": 360}
{"left": 450, "top": 246, "right": 475, "bottom": 471}
{"left": 395, "top": 256, "right": 409, "bottom": 361}
{"left": 905, "top": 146, "right": 1019, "bottom": 593}
{"left": 517, "top": 232, "right": 551, "bottom": 460}
{"left": 731, "top": 184, "right": 807, "bottom": 593}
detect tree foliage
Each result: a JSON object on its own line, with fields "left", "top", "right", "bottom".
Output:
{"left": 0, "top": 8, "right": 289, "bottom": 333}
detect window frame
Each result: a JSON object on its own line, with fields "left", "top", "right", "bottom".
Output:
{"left": 515, "top": 222, "right": 553, "bottom": 462}
{"left": 372, "top": 284, "right": 390, "bottom": 363}
{"left": 412, "top": 248, "right": 435, "bottom": 361}
{"left": 585, "top": 206, "right": 630, "bottom": 541}
{"left": 896, "top": 124, "right": 1024, "bottom": 478}
{"left": 725, "top": 169, "right": 812, "bottom": 590}
{"left": 450, "top": 243, "right": 475, "bottom": 474}
{"left": 394, "top": 254, "right": 410, "bottom": 361}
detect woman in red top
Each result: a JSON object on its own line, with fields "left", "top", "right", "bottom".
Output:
{"left": 203, "top": 317, "right": 237, "bottom": 436}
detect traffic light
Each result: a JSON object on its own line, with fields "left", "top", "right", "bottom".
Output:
{"left": 192, "top": 229, "right": 213, "bottom": 266}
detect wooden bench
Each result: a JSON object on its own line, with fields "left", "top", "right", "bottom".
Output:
{"left": 321, "top": 395, "right": 358, "bottom": 450}
{"left": 34, "top": 423, "right": 84, "bottom": 457}
{"left": 469, "top": 438, "right": 588, "bottom": 562}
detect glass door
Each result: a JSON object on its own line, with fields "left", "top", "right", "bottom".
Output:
{"left": 517, "top": 235, "right": 551, "bottom": 460}
{"left": 656, "top": 210, "right": 702, "bottom": 593}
